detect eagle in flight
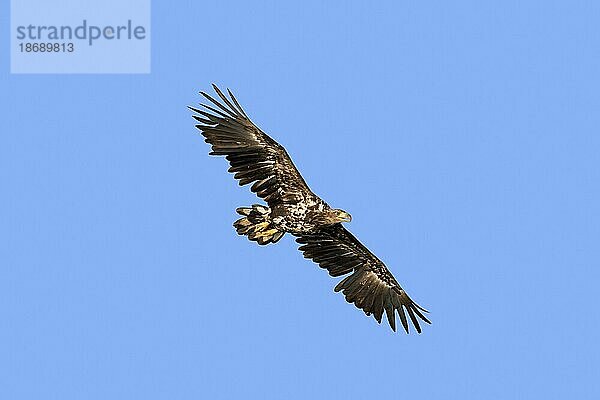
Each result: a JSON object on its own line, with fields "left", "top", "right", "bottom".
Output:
{"left": 189, "top": 85, "right": 430, "bottom": 333}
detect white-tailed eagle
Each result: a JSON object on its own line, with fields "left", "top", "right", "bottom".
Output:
{"left": 189, "top": 85, "right": 430, "bottom": 333}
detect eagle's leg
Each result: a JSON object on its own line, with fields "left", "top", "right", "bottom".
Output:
{"left": 233, "top": 205, "right": 285, "bottom": 245}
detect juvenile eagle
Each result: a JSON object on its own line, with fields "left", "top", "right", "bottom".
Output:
{"left": 189, "top": 85, "right": 430, "bottom": 333}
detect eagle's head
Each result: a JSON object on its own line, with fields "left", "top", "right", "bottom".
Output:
{"left": 329, "top": 209, "right": 352, "bottom": 224}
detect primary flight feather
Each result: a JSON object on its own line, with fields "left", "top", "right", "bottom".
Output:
{"left": 189, "top": 85, "right": 430, "bottom": 333}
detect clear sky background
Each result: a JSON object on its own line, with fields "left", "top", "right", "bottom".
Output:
{"left": 1, "top": 1, "right": 599, "bottom": 399}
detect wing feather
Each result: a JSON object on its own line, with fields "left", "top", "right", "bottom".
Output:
{"left": 189, "top": 85, "right": 311, "bottom": 206}
{"left": 296, "top": 224, "right": 430, "bottom": 333}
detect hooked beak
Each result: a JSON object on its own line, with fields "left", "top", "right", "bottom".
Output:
{"left": 340, "top": 212, "right": 352, "bottom": 223}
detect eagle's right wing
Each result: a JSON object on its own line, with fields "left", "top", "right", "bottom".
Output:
{"left": 296, "top": 224, "right": 431, "bottom": 333}
{"left": 189, "top": 85, "right": 311, "bottom": 207}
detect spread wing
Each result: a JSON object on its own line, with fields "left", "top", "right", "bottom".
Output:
{"left": 296, "top": 224, "right": 430, "bottom": 333}
{"left": 189, "top": 85, "right": 311, "bottom": 206}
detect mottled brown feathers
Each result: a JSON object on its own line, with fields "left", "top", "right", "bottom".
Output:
{"left": 190, "top": 85, "right": 430, "bottom": 333}
{"left": 296, "top": 224, "right": 430, "bottom": 333}
{"left": 188, "top": 84, "right": 310, "bottom": 207}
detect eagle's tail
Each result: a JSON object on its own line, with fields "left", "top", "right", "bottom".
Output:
{"left": 234, "top": 205, "right": 285, "bottom": 245}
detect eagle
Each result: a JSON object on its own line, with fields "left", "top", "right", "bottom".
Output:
{"left": 189, "top": 85, "right": 431, "bottom": 333}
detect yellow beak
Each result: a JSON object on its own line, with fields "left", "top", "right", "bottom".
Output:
{"left": 340, "top": 213, "right": 352, "bottom": 223}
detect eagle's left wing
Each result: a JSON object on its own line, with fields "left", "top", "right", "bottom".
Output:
{"left": 188, "top": 85, "right": 312, "bottom": 207}
{"left": 296, "top": 224, "right": 430, "bottom": 333}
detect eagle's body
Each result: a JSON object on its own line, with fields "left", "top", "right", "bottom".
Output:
{"left": 271, "top": 195, "right": 329, "bottom": 233}
{"left": 189, "top": 85, "right": 431, "bottom": 333}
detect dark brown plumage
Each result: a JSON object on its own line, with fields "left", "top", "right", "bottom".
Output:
{"left": 189, "top": 85, "right": 430, "bottom": 333}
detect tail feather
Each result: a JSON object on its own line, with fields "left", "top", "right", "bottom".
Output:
{"left": 234, "top": 205, "right": 285, "bottom": 245}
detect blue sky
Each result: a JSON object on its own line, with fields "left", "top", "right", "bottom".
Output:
{"left": 1, "top": 1, "right": 599, "bottom": 399}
